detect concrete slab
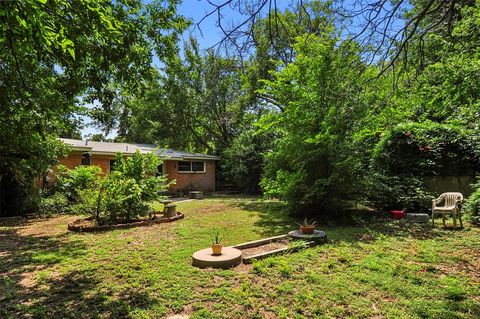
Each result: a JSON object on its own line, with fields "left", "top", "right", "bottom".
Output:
{"left": 192, "top": 247, "right": 242, "bottom": 269}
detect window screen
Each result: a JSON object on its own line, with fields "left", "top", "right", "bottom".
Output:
{"left": 178, "top": 161, "right": 192, "bottom": 172}
{"left": 191, "top": 161, "right": 205, "bottom": 172}
{"left": 177, "top": 161, "right": 205, "bottom": 172}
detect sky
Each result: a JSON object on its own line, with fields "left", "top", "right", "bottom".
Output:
{"left": 81, "top": 0, "right": 239, "bottom": 138}
{"left": 80, "top": 0, "right": 403, "bottom": 139}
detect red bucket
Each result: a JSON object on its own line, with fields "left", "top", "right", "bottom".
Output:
{"left": 390, "top": 210, "right": 406, "bottom": 220}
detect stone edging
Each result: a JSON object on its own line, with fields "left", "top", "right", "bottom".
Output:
{"left": 67, "top": 212, "right": 184, "bottom": 232}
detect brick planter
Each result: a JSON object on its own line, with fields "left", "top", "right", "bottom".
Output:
{"left": 68, "top": 212, "right": 184, "bottom": 232}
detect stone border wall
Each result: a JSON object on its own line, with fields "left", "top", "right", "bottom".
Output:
{"left": 68, "top": 212, "right": 184, "bottom": 232}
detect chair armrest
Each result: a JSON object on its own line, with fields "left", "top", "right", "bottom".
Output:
{"left": 432, "top": 195, "right": 444, "bottom": 207}
{"left": 455, "top": 198, "right": 463, "bottom": 208}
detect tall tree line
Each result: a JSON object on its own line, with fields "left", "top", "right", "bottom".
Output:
{"left": 2, "top": 0, "right": 480, "bottom": 218}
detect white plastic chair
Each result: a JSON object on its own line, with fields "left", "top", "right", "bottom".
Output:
{"left": 432, "top": 192, "right": 463, "bottom": 228}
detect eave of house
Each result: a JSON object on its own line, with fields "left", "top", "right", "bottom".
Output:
{"left": 61, "top": 138, "right": 220, "bottom": 161}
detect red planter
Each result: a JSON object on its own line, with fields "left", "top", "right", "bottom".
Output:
{"left": 390, "top": 210, "right": 406, "bottom": 220}
{"left": 300, "top": 225, "right": 315, "bottom": 234}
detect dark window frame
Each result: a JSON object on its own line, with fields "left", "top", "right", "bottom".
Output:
{"left": 81, "top": 152, "right": 91, "bottom": 166}
{"left": 109, "top": 159, "right": 116, "bottom": 173}
{"left": 177, "top": 161, "right": 205, "bottom": 173}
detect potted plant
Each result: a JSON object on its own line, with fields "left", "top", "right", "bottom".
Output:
{"left": 299, "top": 218, "right": 317, "bottom": 234}
{"left": 211, "top": 232, "right": 225, "bottom": 255}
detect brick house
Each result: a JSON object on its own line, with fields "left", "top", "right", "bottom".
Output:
{"left": 52, "top": 138, "right": 219, "bottom": 193}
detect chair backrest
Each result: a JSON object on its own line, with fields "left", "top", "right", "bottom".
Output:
{"left": 442, "top": 192, "right": 463, "bottom": 207}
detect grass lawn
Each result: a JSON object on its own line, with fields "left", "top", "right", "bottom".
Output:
{"left": 1, "top": 197, "right": 479, "bottom": 319}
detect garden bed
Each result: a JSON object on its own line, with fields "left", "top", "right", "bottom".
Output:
{"left": 232, "top": 234, "right": 317, "bottom": 264}
{"left": 67, "top": 212, "right": 184, "bottom": 232}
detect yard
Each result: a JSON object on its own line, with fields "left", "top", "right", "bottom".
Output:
{"left": 1, "top": 197, "right": 479, "bottom": 319}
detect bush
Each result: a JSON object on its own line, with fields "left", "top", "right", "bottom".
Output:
{"left": 365, "top": 173, "right": 433, "bottom": 213}
{"left": 222, "top": 127, "right": 272, "bottom": 193}
{"left": 465, "top": 178, "right": 480, "bottom": 226}
{"left": 38, "top": 192, "right": 69, "bottom": 216}
{"left": 371, "top": 122, "right": 479, "bottom": 176}
{"left": 56, "top": 165, "right": 103, "bottom": 202}
{"left": 367, "top": 122, "right": 480, "bottom": 213}
{"left": 77, "top": 151, "right": 169, "bottom": 225}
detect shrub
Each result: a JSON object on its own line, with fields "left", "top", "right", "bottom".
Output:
{"left": 56, "top": 165, "right": 103, "bottom": 202}
{"left": 465, "top": 178, "right": 480, "bottom": 226}
{"left": 371, "top": 122, "right": 479, "bottom": 176}
{"left": 365, "top": 173, "right": 433, "bottom": 213}
{"left": 77, "top": 151, "right": 169, "bottom": 225}
{"left": 222, "top": 126, "right": 272, "bottom": 193}
{"left": 368, "top": 122, "right": 480, "bottom": 213}
{"left": 38, "top": 192, "right": 69, "bottom": 216}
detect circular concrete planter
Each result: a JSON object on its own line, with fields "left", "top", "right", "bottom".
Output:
{"left": 68, "top": 212, "right": 184, "bottom": 232}
{"left": 288, "top": 229, "right": 327, "bottom": 243}
{"left": 192, "top": 247, "right": 242, "bottom": 269}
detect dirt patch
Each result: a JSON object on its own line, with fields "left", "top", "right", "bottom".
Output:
{"left": 197, "top": 203, "right": 228, "bottom": 215}
{"left": 233, "top": 263, "right": 253, "bottom": 273}
{"left": 17, "top": 215, "right": 74, "bottom": 237}
{"left": 437, "top": 248, "right": 480, "bottom": 282}
{"left": 17, "top": 270, "right": 38, "bottom": 289}
{"left": 240, "top": 239, "right": 290, "bottom": 258}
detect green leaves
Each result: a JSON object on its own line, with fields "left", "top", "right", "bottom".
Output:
{"left": 0, "top": 0, "right": 186, "bottom": 216}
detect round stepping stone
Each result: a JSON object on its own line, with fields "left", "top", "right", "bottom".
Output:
{"left": 406, "top": 213, "right": 429, "bottom": 223}
{"left": 192, "top": 247, "right": 242, "bottom": 269}
{"left": 288, "top": 229, "right": 327, "bottom": 243}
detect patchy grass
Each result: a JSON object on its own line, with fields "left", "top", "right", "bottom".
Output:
{"left": 1, "top": 197, "right": 479, "bottom": 318}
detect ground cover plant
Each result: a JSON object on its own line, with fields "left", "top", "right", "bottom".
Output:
{"left": 1, "top": 197, "right": 479, "bottom": 319}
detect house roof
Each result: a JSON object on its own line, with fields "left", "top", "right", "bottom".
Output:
{"left": 58, "top": 138, "right": 220, "bottom": 160}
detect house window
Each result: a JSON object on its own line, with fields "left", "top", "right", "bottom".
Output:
{"left": 156, "top": 164, "right": 163, "bottom": 177}
{"left": 81, "top": 152, "right": 91, "bottom": 166}
{"left": 109, "top": 159, "right": 116, "bottom": 173}
{"left": 178, "top": 161, "right": 205, "bottom": 173}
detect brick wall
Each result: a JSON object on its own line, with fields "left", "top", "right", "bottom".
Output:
{"left": 58, "top": 152, "right": 113, "bottom": 174}
{"left": 164, "top": 160, "right": 216, "bottom": 193}
{"left": 43, "top": 153, "right": 216, "bottom": 194}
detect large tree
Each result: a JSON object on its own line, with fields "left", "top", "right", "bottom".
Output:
{"left": 0, "top": 0, "right": 187, "bottom": 216}
{"left": 117, "top": 39, "right": 245, "bottom": 153}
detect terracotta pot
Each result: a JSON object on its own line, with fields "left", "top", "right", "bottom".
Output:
{"left": 211, "top": 244, "right": 223, "bottom": 255}
{"left": 300, "top": 225, "right": 315, "bottom": 234}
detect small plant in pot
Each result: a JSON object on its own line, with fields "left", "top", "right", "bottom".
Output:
{"left": 211, "top": 232, "right": 225, "bottom": 255}
{"left": 299, "top": 218, "right": 317, "bottom": 234}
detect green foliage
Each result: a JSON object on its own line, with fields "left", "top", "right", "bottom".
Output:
{"left": 465, "top": 178, "right": 480, "bottom": 226}
{"left": 56, "top": 165, "right": 103, "bottom": 201}
{"left": 117, "top": 40, "right": 244, "bottom": 153}
{"left": 259, "top": 34, "right": 368, "bottom": 217}
{"left": 222, "top": 125, "right": 272, "bottom": 193}
{"left": 77, "top": 151, "right": 168, "bottom": 225}
{"left": 365, "top": 173, "right": 434, "bottom": 213}
{"left": 38, "top": 193, "right": 69, "bottom": 216}
{"left": 372, "top": 122, "right": 479, "bottom": 176}
{"left": 212, "top": 232, "right": 225, "bottom": 245}
{"left": 0, "top": 0, "right": 187, "bottom": 216}
{"left": 0, "top": 138, "right": 68, "bottom": 216}
{"left": 366, "top": 122, "right": 480, "bottom": 212}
